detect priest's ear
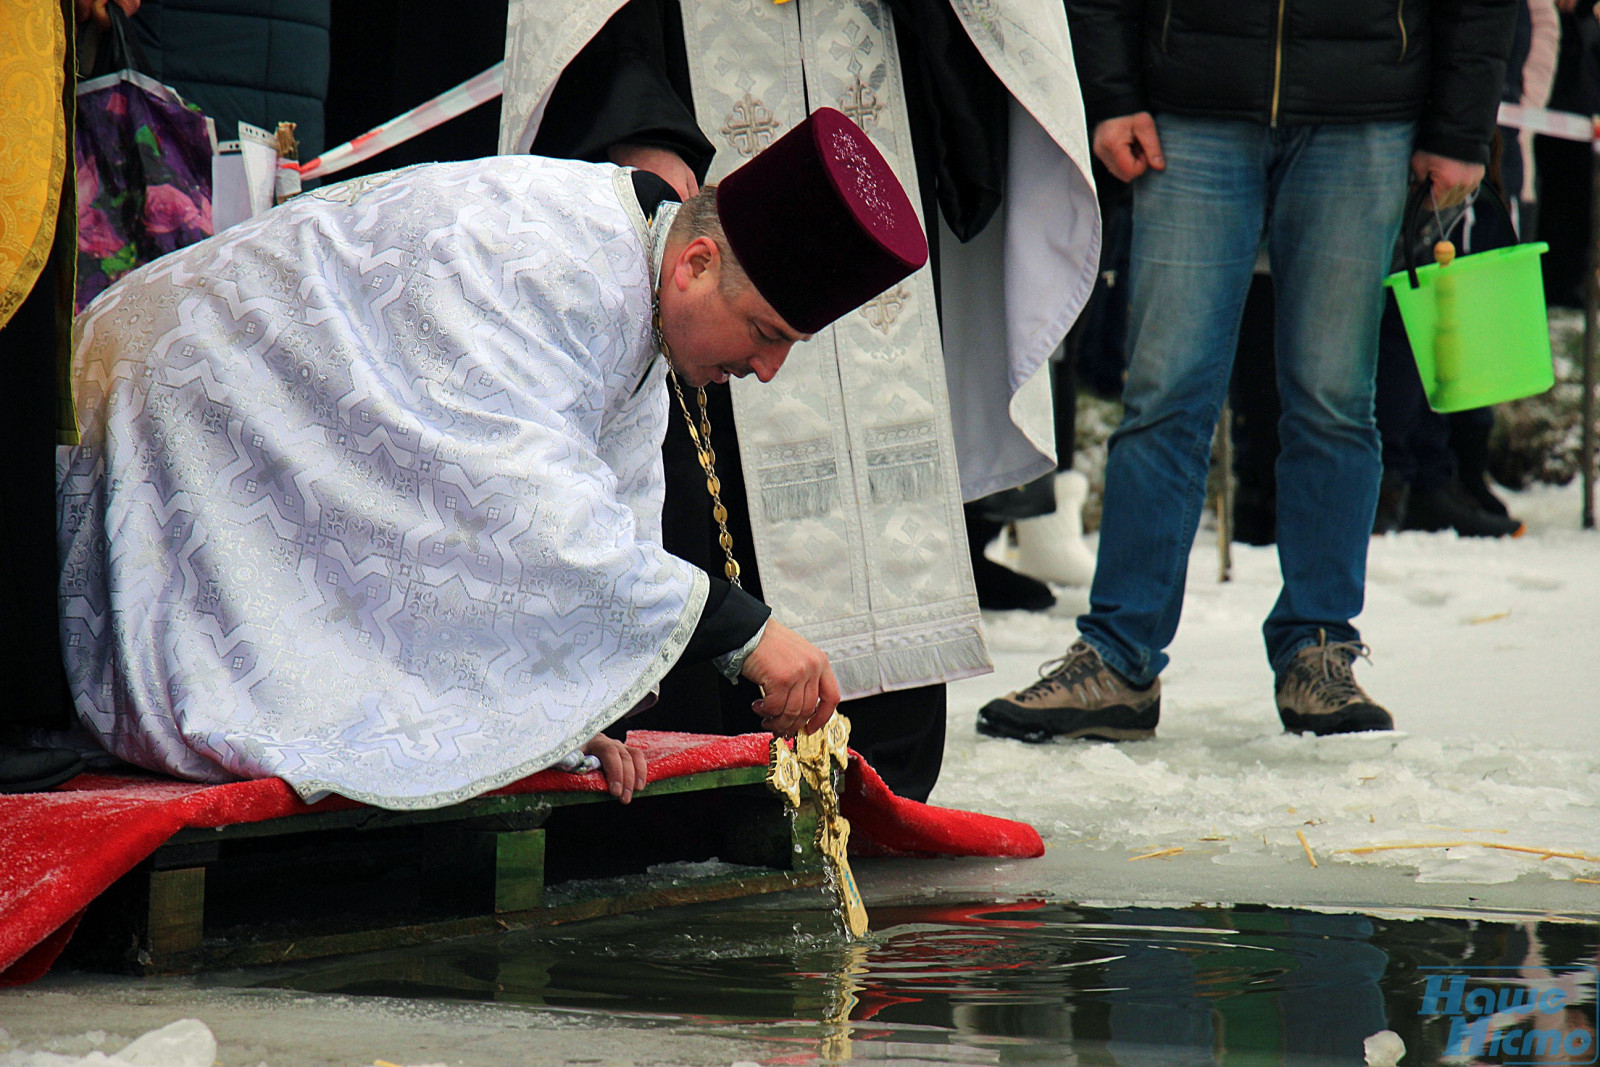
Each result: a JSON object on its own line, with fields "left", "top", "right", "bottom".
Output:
{"left": 668, "top": 236, "right": 726, "bottom": 294}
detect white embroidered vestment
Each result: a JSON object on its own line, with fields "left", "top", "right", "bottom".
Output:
{"left": 58, "top": 159, "right": 706, "bottom": 809}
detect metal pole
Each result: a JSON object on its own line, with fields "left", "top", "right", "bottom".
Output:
{"left": 1584, "top": 130, "right": 1599, "bottom": 529}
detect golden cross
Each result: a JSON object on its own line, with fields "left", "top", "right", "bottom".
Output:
{"left": 768, "top": 714, "right": 868, "bottom": 937}
{"left": 720, "top": 95, "right": 784, "bottom": 158}
{"left": 838, "top": 76, "right": 884, "bottom": 133}
{"left": 857, "top": 285, "right": 909, "bottom": 335}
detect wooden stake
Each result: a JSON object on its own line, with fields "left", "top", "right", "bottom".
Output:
{"left": 1296, "top": 830, "right": 1319, "bottom": 868}
{"left": 1214, "top": 400, "right": 1234, "bottom": 582}
{"left": 1335, "top": 841, "right": 1600, "bottom": 863}
{"left": 1129, "top": 846, "right": 1184, "bottom": 862}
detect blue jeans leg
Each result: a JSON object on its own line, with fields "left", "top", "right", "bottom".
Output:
{"left": 1264, "top": 121, "right": 1413, "bottom": 674}
{"left": 1078, "top": 116, "right": 1264, "bottom": 686}
{"left": 1078, "top": 116, "right": 1414, "bottom": 686}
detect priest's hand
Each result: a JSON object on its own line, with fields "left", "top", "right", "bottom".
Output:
{"left": 608, "top": 144, "right": 701, "bottom": 201}
{"left": 741, "top": 621, "right": 839, "bottom": 737}
{"left": 583, "top": 734, "right": 649, "bottom": 804}
{"left": 1092, "top": 112, "right": 1166, "bottom": 183}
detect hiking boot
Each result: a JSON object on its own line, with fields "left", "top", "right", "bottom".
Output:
{"left": 977, "top": 639, "right": 1159, "bottom": 743}
{"left": 1275, "top": 636, "right": 1394, "bottom": 736}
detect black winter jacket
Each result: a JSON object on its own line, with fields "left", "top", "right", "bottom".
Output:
{"left": 1067, "top": 0, "right": 1518, "bottom": 164}
{"left": 132, "top": 0, "right": 331, "bottom": 160}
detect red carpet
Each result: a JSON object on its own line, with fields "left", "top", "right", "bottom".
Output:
{"left": 0, "top": 731, "right": 1041, "bottom": 984}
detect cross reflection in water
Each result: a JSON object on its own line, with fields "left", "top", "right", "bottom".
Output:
{"left": 255, "top": 901, "right": 1600, "bottom": 1066}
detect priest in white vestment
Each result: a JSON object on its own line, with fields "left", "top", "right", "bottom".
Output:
{"left": 56, "top": 110, "right": 925, "bottom": 811}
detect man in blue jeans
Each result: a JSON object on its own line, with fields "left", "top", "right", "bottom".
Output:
{"left": 979, "top": 0, "right": 1517, "bottom": 742}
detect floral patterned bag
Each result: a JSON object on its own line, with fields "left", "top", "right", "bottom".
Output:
{"left": 74, "top": 12, "right": 213, "bottom": 313}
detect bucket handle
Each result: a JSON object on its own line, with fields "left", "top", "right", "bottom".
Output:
{"left": 1401, "top": 179, "right": 1515, "bottom": 290}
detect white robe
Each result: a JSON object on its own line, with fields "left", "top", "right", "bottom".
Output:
{"left": 57, "top": 158, "right": 707, "bottom": 810}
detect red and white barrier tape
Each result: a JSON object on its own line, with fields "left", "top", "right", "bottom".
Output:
{"left": 1498, "top": 101, "right": 1600, "bottom": 147}
{"left": 297, "top": 69, "right": 1600, "bottom": 183}
{"left": 296, "top": 62, "right": 506, "bottom": 181}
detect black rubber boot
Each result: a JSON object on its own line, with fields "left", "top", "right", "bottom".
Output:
{"left": 0, "top": 745, "right": 86, "bottom": 794}
{"left": 1450, "top": 412, "right": 1512, "bottom": 518}
{"left": 1372, "top": 473, "right": 1410, "bottom": 535}
{"left": 965, "top": 510, "right": 1055, "bottom": 612}
{"left": 1403, "top": 482, "right": 1524, "bottom": 538}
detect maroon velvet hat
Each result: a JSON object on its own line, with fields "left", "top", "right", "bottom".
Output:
{"left": 716, "top": 107, "right": 928, "bottom": 335}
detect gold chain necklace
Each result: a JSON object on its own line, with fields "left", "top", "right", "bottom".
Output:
{"left": 654, "top": 303, "right": 742, "bottom": 588}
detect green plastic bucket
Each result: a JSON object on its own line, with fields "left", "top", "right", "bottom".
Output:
{"left": 1383, "top": 187, "right": 1554, "bottom": 414}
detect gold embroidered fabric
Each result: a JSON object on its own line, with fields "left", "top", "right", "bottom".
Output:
{"left": 0, "top": 0, "right": 68, "bottom": 330}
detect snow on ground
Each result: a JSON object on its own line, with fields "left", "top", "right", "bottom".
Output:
{"left": 931, "top": 480, "right": 1600, "bottom": 888}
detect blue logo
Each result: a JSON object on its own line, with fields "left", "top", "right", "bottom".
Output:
{"left": 1419, "top": 965, "right": 1598, "bottom": 1063}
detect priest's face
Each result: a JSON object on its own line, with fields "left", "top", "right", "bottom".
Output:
{"left": 658, "top": 237, "right": 809, "bottom": 387}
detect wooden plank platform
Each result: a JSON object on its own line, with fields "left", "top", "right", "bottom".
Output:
{"left": 65, "top": 764, "right": 829, "bottom": 974}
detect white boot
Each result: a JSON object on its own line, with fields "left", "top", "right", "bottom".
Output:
{"left": 1012, "top": 470, "right": 1095, "bottom": 587}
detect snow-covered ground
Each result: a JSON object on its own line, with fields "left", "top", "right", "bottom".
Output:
{"left": 931, "top": 480, "right": 1600, "bottom": 894}
{"left": 4, "top": 490, "right": 1594, "bottom": 1067}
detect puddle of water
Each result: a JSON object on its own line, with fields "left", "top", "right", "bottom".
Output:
{"left": 252, "top": 901, "right": 1599, "bottom": 1065}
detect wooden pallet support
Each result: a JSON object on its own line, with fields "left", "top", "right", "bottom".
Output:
{"left": 146, "top": 867, "right": 205, "bottom": 958}
{"left": 422, "top": 827, "right": 547, "bottom": 914}
{"left": 67, "top": 763, "right": 831, "bottom": 975}
{"left": 487, "top": 828, "right": 546, "bottom": 913}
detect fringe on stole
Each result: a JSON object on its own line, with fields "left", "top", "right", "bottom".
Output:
{"left": 757, "top": 417, "right": 949, "bottom": 520}
{"left": 757, "top": 459, "right": 839, "bottom": 522}
{"left": 865, "top": 423, "right": 942, "bottom": 506}
{"left": 866, "top": 453, "right": 942, "bottom": 506}
{"left": 830, "top": 629, "right": 992, "bottom": 699}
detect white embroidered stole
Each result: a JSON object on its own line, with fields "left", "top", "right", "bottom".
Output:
{"left": 499, "top": 0, "right": 1099, "bottom": 501}
{"left": 679, "top": 0, "right": 989, "bottom": 698}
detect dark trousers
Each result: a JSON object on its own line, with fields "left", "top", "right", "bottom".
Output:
{"left": 1375, "top": 296, "right": 1457, "bottom": 493}
{"left": 611, "top": 382, "right": 947, "bottom": 803}
{"left": 0, "top": 262, "right": 72, "bottom": 731}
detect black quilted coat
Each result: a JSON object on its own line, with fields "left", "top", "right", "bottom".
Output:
{"left": 1067, "top": 0, "right": 1518, "bottom": 164}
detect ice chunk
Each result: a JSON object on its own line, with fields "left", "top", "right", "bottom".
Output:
{"left": 0, "top": 1020, "right": 222, "bottom": 1067}
{"left": 1364, "top": 1029, "right": 1405, "bottom": 1066}
{"left": 113, "top": 1020, "right": 215, "bottom": 1067}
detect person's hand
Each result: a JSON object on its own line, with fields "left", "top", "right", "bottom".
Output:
{"left": 76, "top": 0, "right": 139, "bottom": 26}
{"left": 739, "top": 620, "right": 839, "bottom": 737}
{"left": 608, "top": 144, "right": 701, "bottom": 201}
{"left": 582, "top": 733, "right": 649, "bottom": 803}
{"left": 1410, "top": 150, "right": 1485, "bottom": 210}
{"left": 1092, "top": 112, "right": 1166, "bottom": 182}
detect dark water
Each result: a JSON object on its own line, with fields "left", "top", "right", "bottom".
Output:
{"left": 257, "top": 900, "right": 1599, "bottom": 1065}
